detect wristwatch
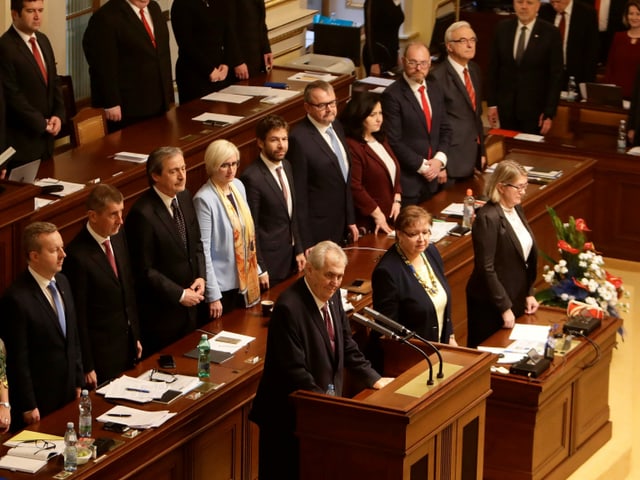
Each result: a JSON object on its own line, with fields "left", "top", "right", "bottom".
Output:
{"left": 0, "top": 402, "right": 10, "bottom": 409}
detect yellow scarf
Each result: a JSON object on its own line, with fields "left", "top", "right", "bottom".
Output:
{"left": 211, "top": 180, "right": 261, "bottom": 307}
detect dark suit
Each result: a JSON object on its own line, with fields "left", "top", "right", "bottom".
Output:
{"left": 125, "top": 188, "right": 205, "bottom": 355}
{"left": 581, "top": 0, "right": 625, "bottom": 62}
{"left": 83, "top": 0, "right": 172, "bottom": 127}
{"left": 346, "top": 136, "right": 402, "bottom": 232}
{"left": 171, "top": 0, "right": 234, "bottom": 104}
{"left": 539, "top": 1, "right": 599, "bottom": 86}
{"left": 0, "top": 27, "right": 64, "bottom": 169}
{"left": 228, "top": 0, "right": 271, "bottom": 76}
{"left": 288, "top": 118, "right": 356, "bottom": 249}
{"left": 363, "top": 0, "right": 405, "bottom": 74}
{"left": 430, "top": 59, "right": 485, "bottom": 179}
{"left": 381, "top": 75, "right": 452, "bottom": 204}
{"left": 629, "top": 66, "right": 640, "bottom": 146}
{"left": 372, "top": 244, "right": 453, "bottom": 343}
{"left": 466, "top": 202, "right": 538, "bottom": 348}
{"left": 63, "top": 226, "right": 140, "bottom": 383}
{"left": 240, "top": 158, "right": 303, "bottom": 285}
{"left": 1, "top": 271, "right": 82, "bottom": 428}
{"left": 487, "top": 18, "right": 563, "bottom": 134}
{"left": 249, "top": 277, "right": 380, "bottom": 480}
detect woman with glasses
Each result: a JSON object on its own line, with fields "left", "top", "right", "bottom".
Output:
{"left": 371, "top": 206, "right": 456, "bottom": 370}
{"left": 0, "top": 339, "right": 9, "bottom": 432}
{"left": 466, "top": 160, "right": 539, "bottom": 348}
{"left": 340, "top": 92, "right": 402, "bottom": 234}
{"left": 194, "top": 140, "right": 265, "bottom": 318}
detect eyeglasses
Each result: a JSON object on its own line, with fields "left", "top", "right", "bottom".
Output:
{"left": 449, "top": 37, "right": 478, "bottom": 45}
{"left": 150, "top": 369, "right": 177, "bottom": 384}
{"left": 307, "top": 100, "right": 337, "bottom": 110}
{"left": 405, "top": 60, "right": 431, "bottom": 69}
{"left": 219, "top": 161, "right": 239, "bottom": 170}
{"left": 503, "top": 182, "right": 528, "bottom": 192}
{"left": 18, "top": 440, "right": 55, "bottom": 454}
{"left": 401, "top": 229, "right": 432, "bottom": 239}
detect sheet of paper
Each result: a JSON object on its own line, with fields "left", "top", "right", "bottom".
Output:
{"left": 191, "top": 113, "right": 244, "bottom": 124}
{"left": 0, "top": 455, "right": 47, "bottom": 473}
{"left": 514, "top": 133, "right": 545, "bottom": 142}
{"left": 287, "top": 71, "right": 337, "bottom": 83}
{"left": 219, "top": 85, "right": 275, "bottom": 96}
{"left": 358, "top": 76, "right": 395, "bottom": 87}
{"left": 34, "top": 178, "right": 85, "bottom": 197}
{"left": 97, "top": 375, "right": 169, "bottom": 403}
{"left": 509, "top": 323, "right": 551, "bottom": 342}
{"left": 431, "top": 221, "right": 458, "bottom": 243}
{"left": 260, "top": 89, "right": 301, "bottom": 104}
{"left": 201, "top": 92, "right": 252, "bottom": 103}
{"left": 209, "top": 330, "right": 255, "bottom": 354}
{"left": 136, "top": 370, "right": 201, "bottom": 395}
{"left": 114, "top": 152, "right": 148, "bottom": 163}
{"left": 441, "top": 203, "right": 464, "bottom": 216}
{"left": 96, "top": 405, "right": 176, "bottom": 429}
{"left": 34, "top": 197, "right": 56, "bottom": 210}
{"left": 4, "top": 431, "right": 63, "bottom": 447}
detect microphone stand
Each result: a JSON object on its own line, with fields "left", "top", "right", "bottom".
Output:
{"left": 352, "top": 313, "right": 435, "bottom": 386}
{"left": 364, "top": 306, "right": 445, "bottom": 379}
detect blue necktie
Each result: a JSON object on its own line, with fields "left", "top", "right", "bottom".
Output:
{"left": 47, "top": 280, "right": 66, "bottom": 336}
{"left": 327, "top": 126, "right": 348, "bottom": 181}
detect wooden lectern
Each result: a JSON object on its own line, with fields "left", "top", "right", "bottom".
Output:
{"left": 292, "top": 345, "right": 495, "bottom": 480}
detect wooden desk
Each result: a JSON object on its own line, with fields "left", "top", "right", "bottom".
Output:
{"left": 481, "top": 308, "right": 622, "bottom": 480}
{"left": 0, "top": 67, "right": 354, "bottom": 295}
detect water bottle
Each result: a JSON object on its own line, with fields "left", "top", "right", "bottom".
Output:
{"left": 567, "top": 76, "right": 577, "bottom": 102}
{"left": 197, "top": 334, "right": 210, "bottom": 378}
{"left": 617, "top": 120, "right": 627, "bottom": 153}
{"left": 64, "top": 422, "right": 78, "bottom": 472}
{"left": 325, "top": 384, "right": 336, "bottom": 396}
{"left": 79, "top": 389, "right": 92, "bottom": 438}
{"left": 462, "top": 189, "right": 475, "bottom": 229}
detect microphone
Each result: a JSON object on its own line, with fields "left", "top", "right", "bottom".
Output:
{"left": 364, "top": 306, "right": 445, "bottom": 379}
{"left": 352, "top": 312, "right": 434, "bottom": 385}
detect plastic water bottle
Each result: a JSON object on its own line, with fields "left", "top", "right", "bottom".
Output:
{"left": 79, "top": 389, "right": 92, "bottom": 437}
{"left": 197, "top": 334, "right": 210, "bottom": 378}
{"left": 64, "top": 422, "right": 78, "bottom": 472}
{"left": 325, "top": 384, "right": 336, "bottom": 396}
{"left": 567, "top": 76, "right": 577, "bottom": 102}
{"left": 617, "top": 120, "right": 627, "bottom": 152}
{"left": 462, "top": 189, "right": 475, "bottom": 229}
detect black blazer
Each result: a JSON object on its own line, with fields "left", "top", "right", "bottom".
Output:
{"left": 288, "top": 117, "right": 356, "bottom": 249}
{"left": 539, "top": 1, "right": 599, "bottom": 84}
{"left": 1, "top": 271, "right": 82, "bottom": 426}
{"left": 240, "top": 158, "right": 303, "bottom": 284}
{"left": 249, "top": 277, "right": 380, "bottom": 429}
{"left": 228, "top": 0, "right": 271, "bottom": 76}
{"left": 372, "top": 244, "right": 453, "bottom": 342}
{"left": 125, "top": 188, "right": 206, "bottom": 355}
{"left": 487, "top": 18, "right": 563, "bottom": 134}
{"left": 83, "top": 0, "right": 172, "bottom": 123}
{"left": 171, "top": 0, "right": 235, "bottom": 104}
{"left": 63, "top": 226, "right": 140, "bottom": 383}
{"left": 429, "top": 60, "right": 485, "bottom": 179}
{"left": 466, "top": 202, "right": 538, "bottom": 347}
{"left": 0, "top": 27, "right": 64, "bottom": 168}
{"left": 362, "top": 0, "right": 405, "bottom": 74}
{"left": 381, "top": 75, "right": 452, "bottom": 201}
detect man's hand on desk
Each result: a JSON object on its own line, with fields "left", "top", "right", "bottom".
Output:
{"left": 538, "top": 114, "right": 552, "bottom": 136}
{"left": 502, "top": 309, "right": 516, "bottom": 329}
{"left": 234, "top": 63, "right": 249, "bottom": 80}
{"left": 209, "top": 65, "right": 229, "bottom": 83}
{"left": 263, "top": 53, "right": 274, "bottom": 71}
{"left": 84, "top": 370, "right": 98, "bottom": 389}
{"left": 105, "top": 106, "right": 122, "bottom": 122}
{"left": 373, "top": 377, "right": 394, "bottom": 389}
{"left": 23, "top": 408, "right": 40, "bottom": 425}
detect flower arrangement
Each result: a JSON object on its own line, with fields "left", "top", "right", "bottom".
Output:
{"left": 536, "top": 207, "right": 628, "bottom": 318}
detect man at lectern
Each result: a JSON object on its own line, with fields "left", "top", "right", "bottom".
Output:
{"left": 249, "top": 241, "right": 393, "bottom": 480}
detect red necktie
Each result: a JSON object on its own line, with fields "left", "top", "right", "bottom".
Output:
{"left": 418, "top": 85, "right": 432, "bottom": 133}
{"left": 558, "top": 12, "right": 566, "bottom": 43}
{"left": 139, "top": 8, "right": 156, "bottom": 48}
{"left": 28, "top": 37, "right": 47, "bottom": 85}
{"left": 463, "top": 68, "right": 476, "bottom": 110}
{"left": 322, "top": 304, "right": 335, "bottom": 352}
{"left": 103, "top": 239, "right": 118, "bottom": 278}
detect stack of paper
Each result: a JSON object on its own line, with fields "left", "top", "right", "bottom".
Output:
{"left": 97, "top": 405, "right": 176, "bottom": 429}
{"left": 209, "top": 330, "right": 255, "bottom": 354}
{"left": 34, "top": 178, "right": 85, "bottom": 197}
{"left": 97, "top": 375, "right": 172, "bottom": 403}
{"left": 114, "top": 152, "right": 148, "bottom": 163}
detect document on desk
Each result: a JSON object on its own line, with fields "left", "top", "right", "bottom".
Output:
{"left": 136, "top": 370, "right": 201, "bottom": 396}
{"left": 34, "top": 178, "right": 85, "bottom": 197}
{"left": 261, "top": 89, "right": 302, "bottom": 104}
{"left": 505, "top": 324, "right": 550, "bottom": 355}
{"left": 97, "top": 375, "right": 169, "bottom": 403}
{"left": 201, "top": 91, "right": 252, "bottom": 103}
{"left": 191, "top": 113, "right": 244, "bottom": 124}
{"left": 219, "top": 85, "right": 276, "bottom": 96}
{"left": 441, "top": 203, "right": 464, "bottom": 217}
{"left": 97, "top": 405, "right": 176, "bottom": 429}
{"left": 209, "top": 330, "right": 255, "bottom": 354}
{"left": 358, "top": 76, "right": 395, "bottom": 87}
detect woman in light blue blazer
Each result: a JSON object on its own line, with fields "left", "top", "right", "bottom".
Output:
{"left": 194, "top": 140, "right": 266, "bottom": 318}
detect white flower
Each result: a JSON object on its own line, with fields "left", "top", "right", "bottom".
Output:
{"left": 560, "top": 293, "right": 569, "bottom": 301}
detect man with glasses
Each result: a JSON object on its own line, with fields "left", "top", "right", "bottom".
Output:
{"left": 487, "top": 0, "right": 563, "bottom": 135}
{"left": 431, "top": 21, "right": 486, "bottom": 182}
{"left": 382, "top": 42, "right": 452, "bottom": 205}
{"left": 288, "top": 81, "right": 359, "bottom": 249}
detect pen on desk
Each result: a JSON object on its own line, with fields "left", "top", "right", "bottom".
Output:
{"left": 87, "top": 177, "right": 100, "bottom": 185}
{"left": 107, "top": 413, "right": 132, "bottom": 417}
{"left": 112, "top": 171, "right": 124, "bottom": 177}
{"left": 94, "top": 454, "right": 108, "bottom": 464}
{"left": 125, "top": 387, "right": 150, "bottom": 393}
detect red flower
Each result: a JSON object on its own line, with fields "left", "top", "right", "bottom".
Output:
{"left": 583, "top": 242, "right": 595, "bottom": 251}
{"left": 558, "top": 240, "right": 579, "bottom": 254}
{"left": 573, "top": 277, "right": 588, "bottom": 290}
{"left": 575, "top": 218, "right": 591, "bottom": 232}
{"left": 606, "top": 271, "right": 623, "bottom": 290}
